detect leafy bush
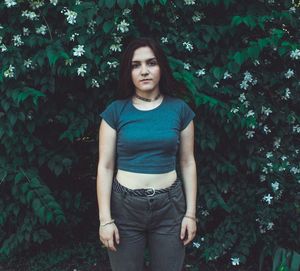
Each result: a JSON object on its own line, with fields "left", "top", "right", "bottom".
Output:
{"left": 0, "top": 0, "right": 299, "bottom": 269}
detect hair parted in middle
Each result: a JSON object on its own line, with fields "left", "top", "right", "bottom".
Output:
{"left": 116, "top": 37, "right": 187, "bottom": 100}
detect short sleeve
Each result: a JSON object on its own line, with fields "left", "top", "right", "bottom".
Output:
{"left": 99, "top": 101, "right": 118, "bottom": 130}
{"left": 180, "top": 101, "right": 195, "bottom": 131}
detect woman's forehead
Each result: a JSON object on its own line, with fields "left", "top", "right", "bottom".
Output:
{"left": 132, "top": 47, "right": 156, "bottom": 62}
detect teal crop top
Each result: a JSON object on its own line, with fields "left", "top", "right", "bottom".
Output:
{"left": 99, "top": 95, "right": 195, "bottom": 174}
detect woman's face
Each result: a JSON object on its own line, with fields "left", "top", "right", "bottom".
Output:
{"left": 131, "top": 46, "right": 161, "bottom": 95}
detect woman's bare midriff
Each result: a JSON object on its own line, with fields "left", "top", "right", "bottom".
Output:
{"left": 115, "top": 169, "right": 178, "bottom": 189}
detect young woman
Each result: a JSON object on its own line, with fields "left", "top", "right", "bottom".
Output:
{"left": 97, "top": 37, "right": 197, "bottom": 271}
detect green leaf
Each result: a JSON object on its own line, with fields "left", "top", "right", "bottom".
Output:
{"left": 105, "top": 0, "right": 116, "bottom": 8}
{"left": 103, "top": 21, "right": 114, "bottom": 33}
{"left": 117, "top": 0, "right": 127, "bottom": 8}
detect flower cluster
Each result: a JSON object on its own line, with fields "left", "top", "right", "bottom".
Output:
{"left": 36, "top": 25, "right": 47, "bottom": 35}
{"left": 77, "top": 63, "right": 87, "bottom": 76}
{"left": 4, "top": 64, "right": 15, "bottom": 78}
{"left": 184, "top": 0, "right": 195, "bottom": 5}
{"left": 240, "top": 71, "right": 257, "bottom": 90}
{"left": 183, "top": 41, "right": 193, "bottom": 51}
{"left": 290, "top": 49, "right": 300, "bottom": 60}
{"left": 195, "top": 68, "right": 206, "bottom": 77}
{"left": 284, "top": 68, "right": 294, "bottom": 79}
{"left": 22, "top": 10, "right": 39, "bottom": 20}
{"left": 5, "top": 0, "right": 17, "bottom": 8}
{"left": 192, "top": 11, "right": 205, "bottom": 22}
{"left": 61, "top": 7, "right": 77, "bottom": 25}
{"left": 117, "top": 20, "right": 130, "bottom": 33}
{"left": 73, "top": 45, "right": 85, "bottom": 57}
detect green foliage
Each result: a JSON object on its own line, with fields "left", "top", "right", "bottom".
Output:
{"left": 0, "top": 0, "right": 300, "bottom": 269}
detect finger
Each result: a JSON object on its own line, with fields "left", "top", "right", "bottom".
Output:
{"left": 108, "top": 239, "right": 116, "bottom": 251}
{"left": 180, "top": 223, "right": 187, "bottom": 240}
{"left": 114, "top": 227, "right": 120, "bottom": 245}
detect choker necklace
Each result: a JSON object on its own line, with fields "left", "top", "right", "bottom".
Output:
{"left": 134, "top": 92, "right": 161, "bottom": 102}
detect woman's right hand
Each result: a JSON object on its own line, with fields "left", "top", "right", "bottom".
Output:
{"left": 99, "top": 223, "right": 120, "bottom": 251}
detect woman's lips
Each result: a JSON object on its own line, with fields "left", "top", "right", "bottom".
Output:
{"left": 140, "top": 80, "right": 151, "bottom": 83}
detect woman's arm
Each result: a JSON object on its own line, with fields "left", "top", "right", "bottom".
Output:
{"left": 179, "top": 120, "right": 197, "bottom": 245}
{"left": 96, "top": 119, "right": 119, "bottom": 251}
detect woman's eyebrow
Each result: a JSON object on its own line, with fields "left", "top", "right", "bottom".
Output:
{"left": 131, "top": 57, "right": 157, "bottom": 63}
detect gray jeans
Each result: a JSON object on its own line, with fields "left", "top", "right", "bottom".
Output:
{"left": 108, "top": 178, "right": 186, "bottom": 271}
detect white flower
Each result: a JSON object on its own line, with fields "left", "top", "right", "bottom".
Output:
{"left": 213, "top": 82, "right": 219, "bottom": 88}
{"left": 77, "top": 63, "right": 87, "bottom": 77}
{"left": 117, "top": 20, "right": 129, "bottom": 33}
{"left": 75, "top": 0, "right": 81, "bottom": 4}
{"left": 290, "top": 167, "right": 300, "bottom": 174}
{"left": 231, "top": 257, "right": 240, "bottom": 266}
{"left": 0, "top": 44, "right": 7, "bottom": 52}
{"left": 223, "top": 71, "right": 232, "bottom": 79}
{"left": 73, "top": 45, "right": 85, "bottom": 57}
{"left": 192, "top": 11, "right": 205, "bottom": 22}
{"left": 183, "top": 63, "right": 191, "bottom": 70}
{"left": 24, "top": 59, "right": 33, "bottom": 68}
{"left": 21, "top": 10, "right": 39, "bottom": 20}
{"left": 260, "top": 174, "right": 266, "bottom": 182}
{"left": 230, "top": 107, "right": 239, "bottom": 114}
{"left": 4, "top": 64, "right": 15, "bottom": 78}
{"left": 23, "top": 27, "right": 30, "bottom": 36}
{"left": 91, "top": 79, "right": 99, "bottom": 88}
{"left": 184, "top": 0, "right": 195, "bottom": 5}
{"left": 65, "top": 58, "right": 73, "bottom": 66}
{"left": 273, "top": 137, "right": 281, "bottom": 149}
{"left": 290, "top": 49, "right": 300, "bottom": 60}
{"left": 61, "top": 8, "right": 77, "bottom": 25}
{"left": 267, "top": 222, "right": 274, "bottom": 230}
{"left": 244, "top": 71, "right": 253, "bottom": 82}
{"left": 122, "top": 8, "right": 131, "bottom": 15}
{"left": 289, "top": 7, "right": 296, "bottom": 13}
{"left": 192, "top": 242, "right": 201, "bottom": 249}
{"left": 271, "top": 181, "right": 279, "bottom": 192}
{"left": 245, "top": 110, "right": 255, "bottom": 118}
{"left": 238, "top": 93, "right": 246, "bottom": 103}
{"left": 282, "top": 88, "right": 291, "bottom": 100}
{"left": 284, "top": 69, "right": 294, "bottom": 79}
{"left": 12, "top": 35, "right": 24, "bottom": 47}
{"left": 261, "top": 106, "right": 272, "bottom": 116}
{"left": 246, "top": 130, "right": 255, "bottom": 138}
{"left": 112, "top": 34, "right": 122, "bottom": 43}
{"left": 5, "top": 0, "right": 17, "bottom": 8}
{"left": 263, "top": 194, "right": 273, "bottom": 205}
{"left": 240, "top": 80, "right": 249, "bottom": 90}
{"left": 293, "top": 124, "right": 300, "bottom": 133}
{"left": 110, "top": 44, "right": 122, "bottom": 52}
{"left": 183, "top": 41, "right": 193, "bottom": 51}
{"left": 196, "top": 68, "right": 205, "bottom": 76}
{"left": 253, "top": 59, "right": 260, "bottom": 66}
{"left": 36, "top": 25, "right": 47, "bottom": 35}
{"left": 263, "top": 125, "right": 271, "bottom": 134}
{"left": 262, "top": 167, "right": 268, "bottom": 174}
{"left": 161, "top": 37, "right": 168, "bottom": 44}
{"left": 29, "top": 0, "right": 45, "bottom": 9}
{"left": 266, "top": 152, "right": 273, "bottom": 158}
{"left": 107, "top": 61, "right": 119, "bottom": 68}
{"left": 201, "top": 210, "right": 209, "bottom": 216}
{"left": 70, "top": 33, "right": 79, "bottom": 41}
{"left": 50, "top": 0, "right": 58, "bottom": 5}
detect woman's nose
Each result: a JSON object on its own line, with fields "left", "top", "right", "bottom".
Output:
{"left": 140, "top": 64, "right": 149, "bottom": 74}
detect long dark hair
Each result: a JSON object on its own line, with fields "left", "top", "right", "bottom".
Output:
{"left": 116, "top": 37, "right": 187, "bottom": 100}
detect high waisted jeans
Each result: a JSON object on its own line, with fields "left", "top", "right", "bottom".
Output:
{"left": 107, "top": 178, "right": 186, "bottom": 271}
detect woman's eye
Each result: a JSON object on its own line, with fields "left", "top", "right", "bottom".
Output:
{"left": 149, "top": 61, "right": 157, "bottom": 66}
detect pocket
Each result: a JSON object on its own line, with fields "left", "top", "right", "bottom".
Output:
{"left": 170, "top": 187, "right": 186, "bottom": 216}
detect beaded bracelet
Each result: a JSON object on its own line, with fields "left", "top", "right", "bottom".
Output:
{"left": 184, "top": 215, "right": 199, "bottom": 222}
{"left": 100, "top": 219, "right": 115, "bottom": 227}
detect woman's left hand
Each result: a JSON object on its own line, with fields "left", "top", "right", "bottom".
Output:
{"left": 180, "top": 216, "right": 197, "bottom": 246}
